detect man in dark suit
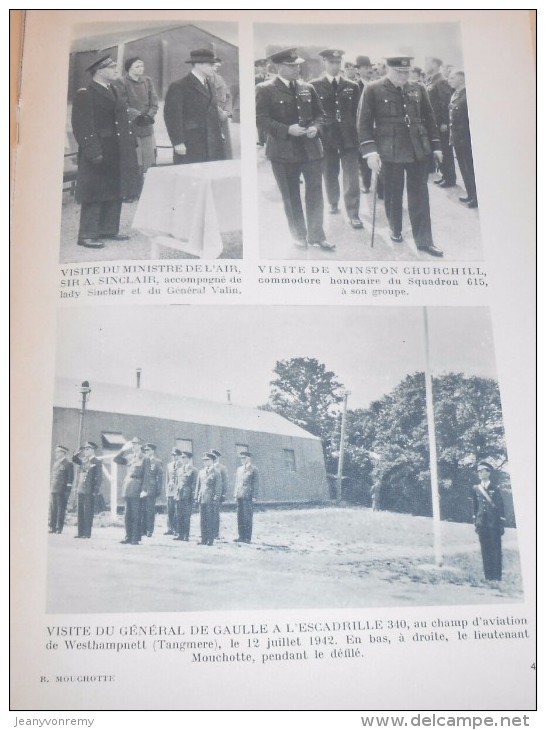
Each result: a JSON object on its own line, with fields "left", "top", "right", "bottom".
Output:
{"left": 195, "top": 452, "right": 221, "bottom": 545}
{"left": 357, "top": 56, "right": 444, "bottom": 257}
{"left": 355, "top": 55, "right": 374, "bottom": 194}
{"left": 71, "top": 55, "right": 140, "bottom": 249}
{"left": 472, "top": 461, "right": 506, "bottom": 581}
{"left": 140, "top": 443, "right": 163, "bottom": 538}
{"left": 49, "top": 445, "right": 74, "bottom": 534}
{"left": 174, "top": 451, "right": 198, "bottom": 541}
{"left": 424, "top": 56, "right": 456, "bottom": 188}
{"left": 72, "top": 441, "right": 103, "bottom": 538}
{"left": 256, "top": 48, "right": 334, "bottom": 250}
{"left": 234, "top": 451, "right": 259, "bottom": 544}
{"left": 310, "top": 49, "right": 363, "bottom": 230}
{"left": 449, "top": 70, "right": 478, "bottom": 208}
{"left": 163, "top": 48, "right": 225, "bottom": 165}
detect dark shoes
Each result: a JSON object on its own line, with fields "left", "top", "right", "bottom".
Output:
{"left": 438, "top": 181, "right": 456, "bottom": 188}
{"left": 311, "top": 240, "right": 336, "bottom": 251}
{"left": 348, "top": 216, "right": 364, "bottom": 230}
{"left": 328, "top": 204, "right": 339, "bottom": 214}
{"left": 390, "top": 232, "right": 403, "bottom": 243}
{"left": 77, "top": 238, "right": 105, "bottom": 249}
{"left": 467, "top": 199, "right": 478, "bottom": 208}
{"left": 459, "top": 196, "right": 471, "bottom": 203}
{"left": 434, "top": 178, "right": 444, "bottom": 185}
{"left": 361, "top": 187, "right": 370, "bottom": 194}
{"left": 102, "top": 233, "right": 131, "bottom": 241}
{"left": 418, "top": 244, "right": 444, "bottom": 257}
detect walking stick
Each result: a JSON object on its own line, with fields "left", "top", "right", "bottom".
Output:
{"left": 370, "top": 169, "right": 378, "bottom": 248}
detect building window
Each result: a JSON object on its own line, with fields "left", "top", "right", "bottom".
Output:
{"left": 236, "top": 444, "right": 249, "bottom": 457}
{"left": 101, "top": 431, "right": 126, "bottom": 450}
{"left": 176, "top": 438, "right": 193, "bottom": 454}
{"left": 283, "top": 449, "right": 296, "bottom": 473}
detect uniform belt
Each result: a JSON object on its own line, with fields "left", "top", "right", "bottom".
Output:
{"left": 380, "top": 117, "right": 423, "bottom": 124}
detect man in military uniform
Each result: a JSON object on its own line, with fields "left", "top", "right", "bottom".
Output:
{"left": 448, "top": 70, "right": 478, "bottom": 208}
{"left": 164, "top": 49, "right": 225, "bottom": 165}
{"left": 114, "top": 437, "right": 150, "bottom": 545}
{"left": 254, "top": 59, "right": 269, "bottom": 146}
{"left": 234, "top": 451, "right": 259, "bottom": 544}
{"left": 211, "top": 449, "right": 229, "bottom": 539}
{"left": 424, "top": 56, "right": 456, "bottom": 188}
{"left": 472, "top": 461, "right": 506, "bottom": 581}
{"left": 140, "top": 443, "right": 163, "bottom": 538}
{"left": 195, "top": 452, "right": 221, "bottom": 545}
{"left": 174, "top": 451, "right": 198, "bottom": 541}
{"left": 49, "top": 445, "right": 74, "bottom": 534}
{"left": 256, "top": 48, "right": 334, "bottom": 250}
{"left": 310, "top": 49, "right": 363, "bottom": 230}
{"left": 357, "top": 56, "right": 444, "bottom": 257}
{"left": 71, "top": 55, "right": 140, "bottom": 249}
{"left": 355, "top": 56, "right": 374, "bottom": 194}
{"left": 72, "top": 441, "right": 103, "bottom": 538}
{"left": 165, "top": 448, "right": 182, "bottom": 535}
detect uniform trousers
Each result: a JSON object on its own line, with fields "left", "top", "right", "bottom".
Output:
{"left": 454, "top": 142, "right": 477, "bottom": 201}
{"left": 124, "top": 497, "right": 141, "bottom": 543}
{"left": 271, "top": 159, "right": 326, "bottom": 243}
{"left": 477, "top": 527, "right": 502, "bottom": 580}
{"left": 139, "top": 496, "right": 156, "bottom": 536}
{"left": 78, "top": 200, "right": 123, "bottom": 240}
{"left": 49, "top": 493, "right": 69, "bottom": 532}
{"left": 176, "top": 500, "right": 193, "bottom": 540}
{"left": 323, "top": 147, "right": 360, "bottom": 217}
{"left": 166, "top": 496, "right": 177, "bottom": 533}
{"left": 382, "top": 160, "right": 434, "bottom": 248}
{"left": 213, "top": 503, "right": 221, "bottom": 539}
{"left": 77, "top": 494, "right": 95, "bottom": 537}
{"left": 199, "top": 504, "right": 216, "bottom": 545}
{"left": 237, "top": 498, "right": 254, "bottom": 543}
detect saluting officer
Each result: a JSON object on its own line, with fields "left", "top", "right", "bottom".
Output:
{"left": 310, "top": 49, "right": 363, "bottom": 230}
{"left": 140, "top": 443, "right": 163, "bottom": 538}
{"left": 72, "top": 441, "right": 103, "bottom": 538}
{"left": 234, "top": 451, "right": 259, "bottom": 544}
{"left": 358, "top": 56, "right": 444, "bottom": 257}
{"left": 114, "top": 437, "right": 150, "bottom": 545}
{"left": 256, "top": 48, "right": 334, "bottom": 251}
{"left": 49, "top": 445, "right": 74, "bottom": 534}
{"left": 195, "top": 452, "right": 221, "bottom": 546}
{"left": 174, "top": 451, "right": 198, "bottom": 541}
{"left": 165, "top": 448, "right": 182, "bottom": 535}
{"left": 71, "top": 55, "right": 140, "bottom": 249}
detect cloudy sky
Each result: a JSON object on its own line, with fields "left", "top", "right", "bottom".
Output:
{"left": 55, "top": 305, "right": 497, "bottom": 411}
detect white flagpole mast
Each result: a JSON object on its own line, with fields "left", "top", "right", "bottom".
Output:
{"left": 423, "top": 307, "right": 443, "bottom": 567}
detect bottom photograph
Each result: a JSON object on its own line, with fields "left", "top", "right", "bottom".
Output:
{"left": 47, "top": 304, "right": 522, "bottom": 613}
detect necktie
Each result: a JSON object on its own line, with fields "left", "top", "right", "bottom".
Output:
{"left": 289, "top": 80, "right": 297, "bottom": 95}
{"left": 332, "top": 78, "right": 338, "bottom": 91}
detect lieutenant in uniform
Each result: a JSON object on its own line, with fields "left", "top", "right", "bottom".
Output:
{"left": 310, "top": 49, "right": 363, "bottom": 230}
{"left": 472, "top": 461, "right": 506, "bottom": 581}
{"left": 140, "top": 443, "right": 163, "bottom": 538}
{"left": 355, "top": 55, "right": 374, "bottom": 193}
{"left": 71, "top": 55, "right": 140, "bottom": 249}
{"left": 357, "top": 56, "right": 444, "bottom": 257}
{"left": 72, "top": 441, "right": 103, "bottom": 538}
{"left": 165, "top": 448, "right": 182, "bottom": 535}
{"left": 256, "top": 48, "right": 334, "bottom": 251}
{"left": 448, "top": 70, "right": 478, "bottom": 208}
{"left": 49, "top": 445, "right": 74, "bottom": 534}
{"left": 195, "top": 452, "right": 221, "bottom": 545}
{"left": 174, "top": 451, "right": 198, "bottom": 541}
{"left": 114, "top": 437, "right": 150, "bottom": 545}
{"left": 211, "top": 449, "right": 229, "bottom": 539}
{"left": 424, "top": 56, "right": 456, "bottom": 188}
{"left": 234, "top": 451, "right": 259, "bottom": 544}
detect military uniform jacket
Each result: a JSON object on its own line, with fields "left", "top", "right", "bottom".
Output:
{"left": 357, "top": 77, "right": 441, "bottom": 163}
{"left": 309, "top": 76, "right": 360, "bottom": 150}
{"left": 166, "top": 460, "right": 179, "bottom": 498}
{"left": 145, "top": 456, "right": 163, "bottom": 499}
{"left": 449, "top": 88, "right": 471, "bottom": 148}
{"left": 425, "top": 73, "right": 452, "bottom": 128}
{"left": 255, "top": 77, "right": 325, "bottom": 162}
{"left": 71, "top": 80, "right": 140, "bottom": 203}
{"left": 72, "top": 454, "right": 103, "bottom": 496}
{"left": 234, "top": 464, "right": 259, "bottom": 500}
{"left": 163, "top": 73, "right": 225, "bottom": 162}
{"left": 214, "top": 463, "right": 229, "bottom": 500}
{"left": 51, "top": 457, "right": 74, "bottom": 494}
{"left": 114, "top": 452, "right": 151, "bottom": 499}
{"left": 176, "top": 465, "right": 198, "bottom": 502}
{"left": 472, "top": 482, "right": 506, "bottom": 532}
{"left": 195, "top": 466, "right": 221, "bottom": 505}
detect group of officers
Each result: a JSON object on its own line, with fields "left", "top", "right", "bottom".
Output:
{"left": 255, "top": 48, "right": 477, "bottom": 257}
{"left": 49, "top": 439, "right": 260, "bottom": 547}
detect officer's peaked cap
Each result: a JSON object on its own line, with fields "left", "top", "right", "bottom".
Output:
{"left": 269, "top": 48, "right": 304, "bottom": 65}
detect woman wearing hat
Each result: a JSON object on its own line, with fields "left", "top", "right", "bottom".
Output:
{"left": 121, "top": 57, "right": 159, "bottom": 186}
{"left": 472, "top": 461, "right": 506, "bottom": 581}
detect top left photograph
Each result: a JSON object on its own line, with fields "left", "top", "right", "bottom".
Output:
{"left": 60, "top": 21, "right": 242, "bottom": 263}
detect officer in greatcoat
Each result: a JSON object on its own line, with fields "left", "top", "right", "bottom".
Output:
{"left": 163, "top": 48, "right": 225, "bottom": 165}
{"left": 72, "top": 441, "right": 103, "bottom": 538}
{"left": 448, "top": 70, "right": 478, "bottom": 208}
{"left": 472, "top": 461, "right": 506, "bottom": 581}
{"left": 174, "top": 451, "right": 198, "bottom": 541}
{"left": 424, "top": 56, "right": 456, "bottom": 187}
{"left": 165, "top": 448, "right": 182, "bottom": 535}
{"left": 195, "top": 452, "right": 221, "bottom": 545}
{"left": 49, "top": 445, "right": 74, "bottom": 534}
{"left": 140, "top": 443, "right": 163, "bottom": 538}
{"left": 114, "top": 437, "right": 151, "bottom": 545}
{"left": 234, "top": 451, "right": 259, "bottom": 544}
{"left": 256, "top": 48, "right": 334, "bottom": 250}
{"left": 71, "top": 55, "right": 140, "bottom": 249}
{"left": 357, "top": 56, "right": 444, "bottom": 257}
{"left": 355, "top": 56, "right": 374, "bottom": 194}
{"left": 310, "top": 49, "right": 363, "bottom": 229}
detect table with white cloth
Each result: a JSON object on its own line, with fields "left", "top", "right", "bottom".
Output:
{"left": 132, "top": 160, "right": 242, "bottom": 259}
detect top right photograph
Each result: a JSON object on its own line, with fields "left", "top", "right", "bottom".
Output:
{"left": 254, "top": 21, "right": 482, "bottom": 261}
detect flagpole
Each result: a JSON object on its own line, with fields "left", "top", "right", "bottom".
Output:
{"left": 423, "top": 308, "right": 443, "bottom": 567}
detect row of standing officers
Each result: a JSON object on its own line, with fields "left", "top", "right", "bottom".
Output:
{"left": 49, "top": 439, "right": 259, "bottom": 546}
{"left": 256, "top": 48, "right": 477, "bottom": 256}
